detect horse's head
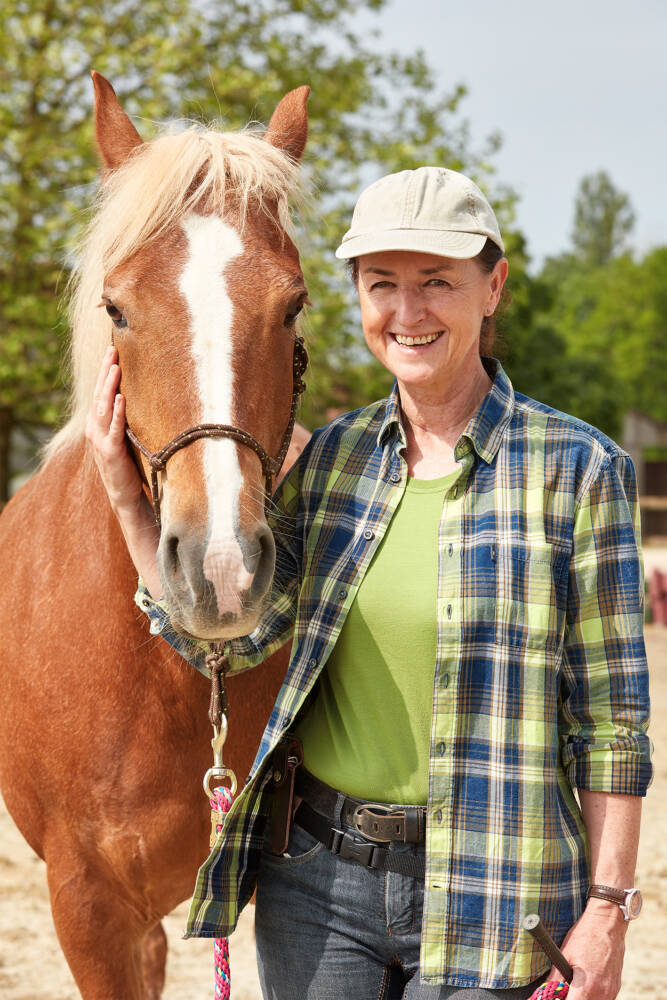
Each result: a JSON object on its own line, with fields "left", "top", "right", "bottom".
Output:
{"left": 87, "top": 74, "right": 310, "bottom": 639}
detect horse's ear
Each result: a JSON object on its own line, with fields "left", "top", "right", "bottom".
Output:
{"left": 264, "top": 86, "right": 310, "bottom": 163}
{"left": 91, "top": 71, "right": 143, "bottom": 170}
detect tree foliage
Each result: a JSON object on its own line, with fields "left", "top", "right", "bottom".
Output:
{"left": 571, "top": 170, "right": 635, "bottom": 268}
{"left": 504, "top": 174, "right": 665, "bottom": 444}
{"left": 538, "top": 248, "right": 667, "bottom": 438}
{"left": 0, "top": 0, "right": 502, "bottom": 500}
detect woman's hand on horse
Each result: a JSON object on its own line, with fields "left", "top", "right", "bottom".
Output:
{"left": 86, "top": 347, "right": 144, "bottom": 514}
{"left": 86, "top": 347, "right": 162, "bottom": 595}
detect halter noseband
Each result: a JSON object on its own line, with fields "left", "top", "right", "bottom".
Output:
{"left": 124, "top": 335, "right": 308, "bottom": 527}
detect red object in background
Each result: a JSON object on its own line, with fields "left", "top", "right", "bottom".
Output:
{"left": 648, "top": 568, "right": 667, "bottom": 625}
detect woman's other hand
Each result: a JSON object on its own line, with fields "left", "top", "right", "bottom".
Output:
{"left": 546, "top": 902, "right": 626, "bottom": 1000}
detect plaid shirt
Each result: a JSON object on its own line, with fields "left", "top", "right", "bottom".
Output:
{"left": 137, "top": 358, "right": 651, "bottom": 988}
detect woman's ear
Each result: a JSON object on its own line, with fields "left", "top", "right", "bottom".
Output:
{"left": 489, "top": 258, "right": 509, "bottom": 308}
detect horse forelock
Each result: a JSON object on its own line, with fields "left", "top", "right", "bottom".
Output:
{"left": 45, "top": 122, "right": 307, "bottom": 461}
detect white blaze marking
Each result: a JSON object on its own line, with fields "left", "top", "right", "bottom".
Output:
{"left": 179, "top": 214, "right": 252, "bottom": 612}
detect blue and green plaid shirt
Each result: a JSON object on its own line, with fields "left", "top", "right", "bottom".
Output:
{"left": 137, "top": 358, "right": 651, "bottom": 988}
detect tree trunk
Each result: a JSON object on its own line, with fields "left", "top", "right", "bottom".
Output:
{"left": 0, "top": 407, "right": 12, "bottom": 507}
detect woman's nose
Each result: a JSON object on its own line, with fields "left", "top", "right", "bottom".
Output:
{"left": 394, "top": 290, "right": 426, "bottom": 326}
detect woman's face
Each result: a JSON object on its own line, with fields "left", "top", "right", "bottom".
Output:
{"left": 356, "top": 250, "right": 507, "bottom": 396}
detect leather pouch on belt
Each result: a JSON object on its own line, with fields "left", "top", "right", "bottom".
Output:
{"left": 269, "top": 734, "right": 303, "bottom": 855}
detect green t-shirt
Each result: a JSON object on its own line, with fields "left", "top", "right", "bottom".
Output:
{"left": 293, "top": 468, "right": 459, "bottom": 804}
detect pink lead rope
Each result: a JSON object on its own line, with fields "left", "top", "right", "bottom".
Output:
{"left": 203, "top": 651, "right": 237, "bottom": 1000}
{"left": 529, "top": 983, "right": 569, "bottom": 999}
{"left": 210, "top": 785, "right": 234, "bottom": 999}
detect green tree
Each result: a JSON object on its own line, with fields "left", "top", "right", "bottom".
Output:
{"left": 0, "top": 0, "right": 505, "bottom": 501}
{"left": 527, "top": 247, "right": 667, "bottom": 440}
{"left": 505, "top": 173, "right": 645, "bottom": 439}
{"left": 571, "top": 170, "right": 635, "bottom": 268}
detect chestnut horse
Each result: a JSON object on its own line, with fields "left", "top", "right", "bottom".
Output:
{"left": 0, "top": 74, "right": 311, "bottom": 998}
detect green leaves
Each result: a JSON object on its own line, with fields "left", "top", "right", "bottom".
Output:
{"left": 503, "top": 173, "right": 665, "bottom": 442}
{"left": 571, "top": 171, "right": 635, "bottom": 269}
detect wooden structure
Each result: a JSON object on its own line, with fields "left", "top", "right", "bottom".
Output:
{"left": 622, "top": 411, "right": 667, "bottom": 539}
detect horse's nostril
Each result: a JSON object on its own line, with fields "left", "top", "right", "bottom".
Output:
{"left": 249, "top": 524, "right": 276, "bottom": 600}
{"left": 165, "top": 532, "right": 180, "bottom": 575}
{"left": 258, "top": 525, "right": 273, "bottom": 564}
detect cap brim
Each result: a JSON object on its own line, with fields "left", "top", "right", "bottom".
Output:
{"left": 335, "top": 228, "right": 493, "bottom": 260}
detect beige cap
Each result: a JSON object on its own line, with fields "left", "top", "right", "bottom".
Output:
{"left": 335, "top": 167, "right": 504, "bottom": 260}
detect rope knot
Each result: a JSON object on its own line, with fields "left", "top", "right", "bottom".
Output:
{"left": 207, "top": 649, "right": 229, "bottom": 728}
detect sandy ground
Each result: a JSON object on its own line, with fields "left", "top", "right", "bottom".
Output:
{"left": 1, "top": 627, "right": 665, "bottom": 999}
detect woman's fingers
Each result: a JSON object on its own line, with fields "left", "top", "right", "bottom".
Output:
{"left": 96, "top": 363, "right": 121, "bottom": 427}
{"left": 87, "top": 350, "right": 124, "bottom": 449}
{"left": 109, "top": 393, "right": 126, "bottom": 443}
{"left": 86, "top": 350, "right": 143, "bottom": 511}
{"left": 93, "top": 345, "right": 117, "bottom": 406}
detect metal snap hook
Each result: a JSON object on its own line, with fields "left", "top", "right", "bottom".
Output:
{"left": 203, "top": 765, "right": 238, "bottom": 800}
{"left": 211, "top": 718, "right": 228, "bottom": 767}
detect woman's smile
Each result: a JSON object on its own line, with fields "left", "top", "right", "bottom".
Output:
{"left": 390, "top": 330, "right": 445, "bottom": 347}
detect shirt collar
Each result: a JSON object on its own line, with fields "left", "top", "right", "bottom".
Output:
{"left": 377, "top": 380, "right": 405, "bottom": 448}
{"left": 377, "top": 357, "right": 515, "bottom": 465}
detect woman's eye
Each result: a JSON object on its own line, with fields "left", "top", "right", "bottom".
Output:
{"left": 284, "top": 302, "right": 304, "bottom": 327}
{"left": 370, "top": 280, "right": 393, "bottom": 290}
{"left": 105, "top": 304, "right": 128, "bottom": 329}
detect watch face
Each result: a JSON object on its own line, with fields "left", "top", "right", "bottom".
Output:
{"left": 627, "top": 889, "right": 643, "bottom": 918}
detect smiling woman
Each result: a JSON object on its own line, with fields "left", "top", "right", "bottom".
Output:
{"left": 353, "top": 249, "right": 506, "bottom": 477}
{"left": 102, "top": 166, "right": 651, "bottom": 1000}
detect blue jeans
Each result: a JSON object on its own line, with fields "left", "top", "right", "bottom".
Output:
{"left": 255, "top": 819, "right": 543, "bottom": 1000}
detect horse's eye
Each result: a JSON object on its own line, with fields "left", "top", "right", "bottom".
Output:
{"left": 105, "top": 304, "right": 128, "bottom": 329}
{"left": 284, "top": 302, "right": 304, "bottom": 327}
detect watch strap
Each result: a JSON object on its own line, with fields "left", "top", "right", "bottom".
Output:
{"left": 588, "top": 884, "right": 627, "bottom": 905}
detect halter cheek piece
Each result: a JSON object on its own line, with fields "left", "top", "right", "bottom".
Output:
{"left": 123, "top": 335, "right": 308, "bottom": 527}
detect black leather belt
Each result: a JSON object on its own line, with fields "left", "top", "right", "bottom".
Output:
{"left": 293, "top": 769, "right": 426, "bottom": 879}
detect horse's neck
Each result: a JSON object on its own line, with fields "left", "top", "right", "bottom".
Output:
{"left": 43, "top": 438, "right": 137, "bottom": 584}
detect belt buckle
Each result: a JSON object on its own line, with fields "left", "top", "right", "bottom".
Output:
{"left": 351, "top": 802, "right": 405, "bottom": 843}
{"left": 328, "top": 828, "right": 377, "bottom": 867}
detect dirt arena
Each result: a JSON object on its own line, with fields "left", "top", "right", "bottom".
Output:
{"left": 1, "top": 627, "right": 664, "bottom": 999}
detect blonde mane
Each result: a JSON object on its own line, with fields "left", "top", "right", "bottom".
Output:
{"left": 46, "top": 123, "right": 305, "bottom": 459}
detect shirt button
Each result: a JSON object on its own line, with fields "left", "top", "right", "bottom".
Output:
{"left": 448, "top": 544, "right": 453, "bottom": 557}
{"left": 389, "top": 471, "right": 401, "bottom": 483}
{"left": 363, "top": 528, "right": 375, "bottom": 540}
{"left": 435, "top": 809, "right": 443, "bottom": 824}
{"left": 437, "top": 741, "right": 446, "bottom": 756}
{"left": 141, "top": 598, "right": 151, "bottom": 608}
{"left": 442, "top": 673, "right": 450, "bottom": 689}
{"left": 338, "top": 589, "right": 347, "bottom": 600}
{"left": 308, "top": 658, "right": 317, "bottom": 669}
{"left": 446, "top": 604, "right": 452, "bottom": 619}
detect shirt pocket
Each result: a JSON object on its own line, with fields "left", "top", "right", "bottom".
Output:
{"left": 493, "top": 541, "right": 569, "bottom": 651}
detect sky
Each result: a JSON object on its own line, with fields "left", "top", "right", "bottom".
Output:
{"left": 364, "top": 0, "right": 666, "bottom": 270}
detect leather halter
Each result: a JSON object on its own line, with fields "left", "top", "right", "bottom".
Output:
{"left": 124, "top": 335, "right": 308, "bottom": 527}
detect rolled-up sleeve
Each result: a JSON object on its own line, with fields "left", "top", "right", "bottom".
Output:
{"left": 134, "top": 440, "right": 309, "bottom": 675}
{"left": 559, "top": 452, "right": 653, "bottom": 795}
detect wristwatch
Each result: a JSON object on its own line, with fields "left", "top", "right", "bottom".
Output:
{"left": 587, "top": 884, "right": 643, "bottom": 920}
